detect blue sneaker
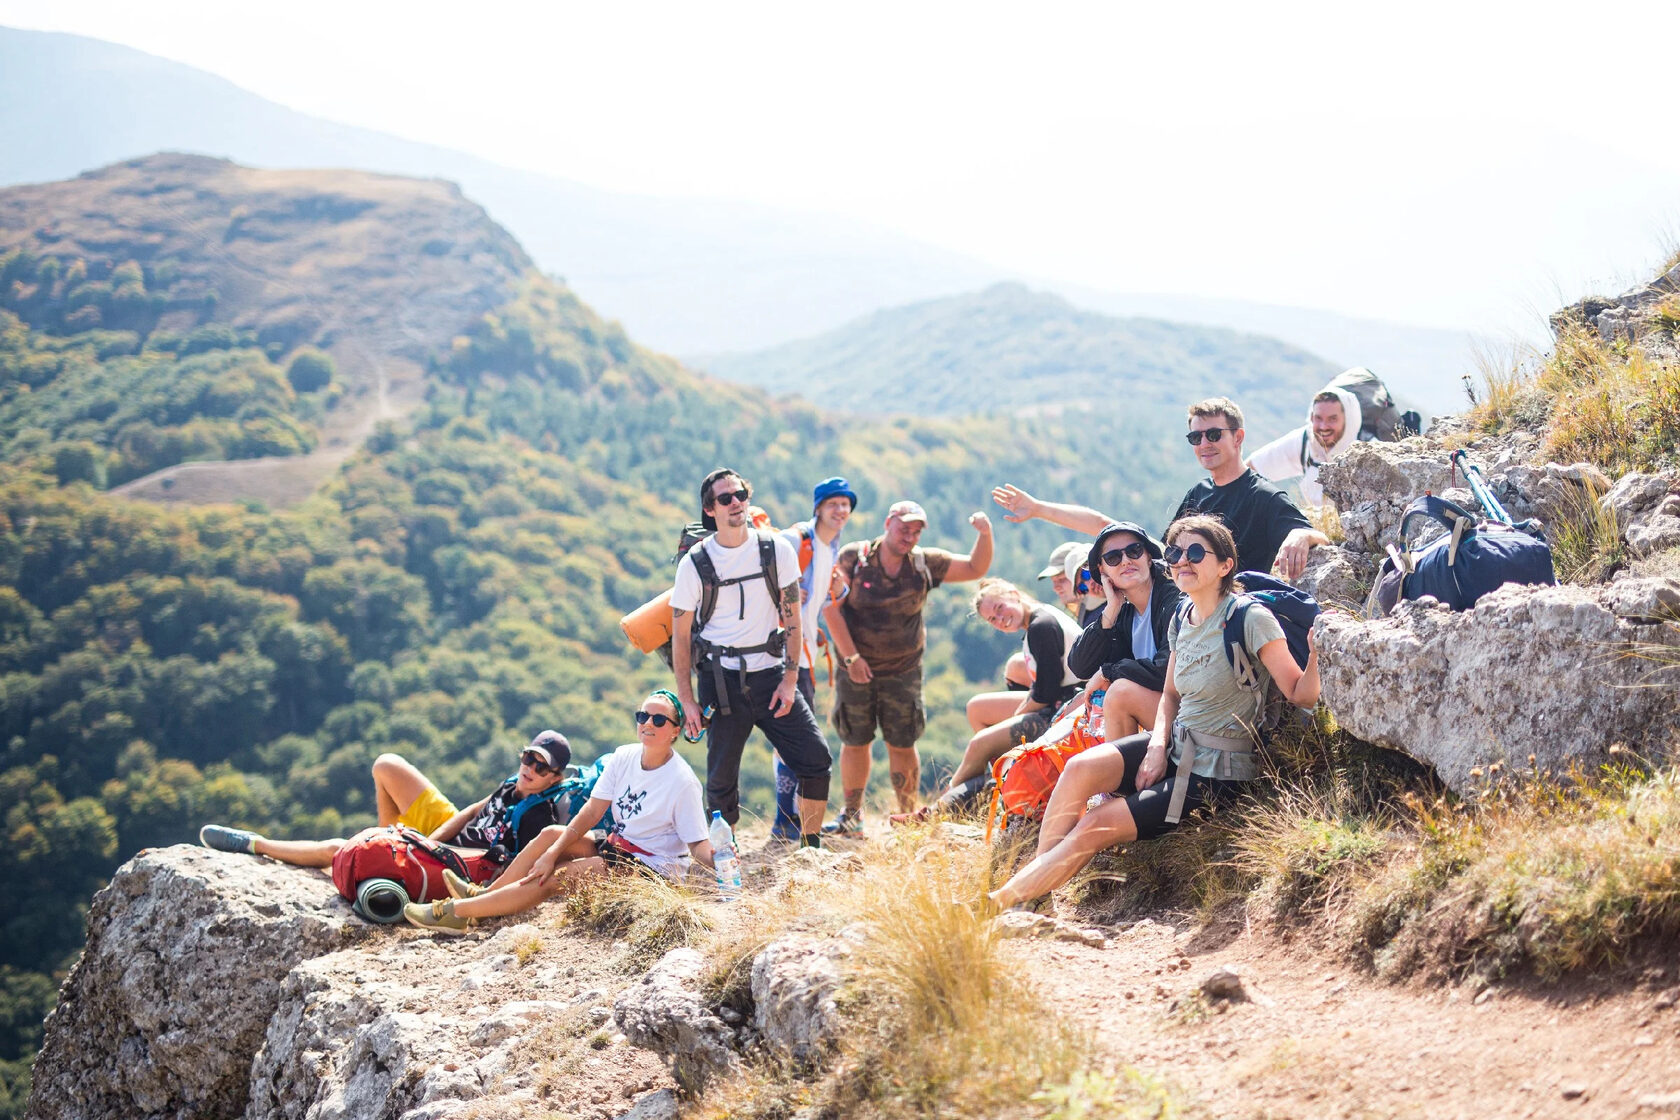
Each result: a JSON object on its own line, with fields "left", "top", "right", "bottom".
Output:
{"left": 199, "top": 824, "right": 258, "bottom": 854}
{"left": 820, "top": 811, "right": 864, "bottom": 838}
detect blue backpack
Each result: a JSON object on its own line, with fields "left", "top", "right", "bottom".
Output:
{"left": 545, "top": 759, "right": 616, "bottom": 833}
{"left": 1366, "top": 495, "right": 1556, "bottom": 616}
{"left": 1220, "top": 572, "right": 1320, "bottom": 733}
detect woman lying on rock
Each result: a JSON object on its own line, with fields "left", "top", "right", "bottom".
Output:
{"left": 988, "top": 515, "right": 1319, "bottom": 910}
{"left": 404, "top": 689, "right": 715, "bottom": 934}
{"left": 1065, "top": 521, "right": 1182, "bottom": 742}
{"left": 199, "top": 731, "right": 573, "bottom": 870}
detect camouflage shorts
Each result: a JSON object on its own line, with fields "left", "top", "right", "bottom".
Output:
{"left": 833, "top": 666, "right": 925, "bottom": 748}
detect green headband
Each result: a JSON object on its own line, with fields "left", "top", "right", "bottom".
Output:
{"left": 649, "top": 688, "right": 684, "bottom": 728}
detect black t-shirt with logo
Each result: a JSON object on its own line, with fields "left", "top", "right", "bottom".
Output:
{"left": 1171, "top": 468, "right": 1311, "bottom": 575}
{"left": 453, "top": 779, "right": 564, "bottom": 855}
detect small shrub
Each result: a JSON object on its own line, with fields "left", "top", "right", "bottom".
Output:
{"left": 286, "top": 347, "right": 336, "bottom": 393}
{"left": 563, "top": 869, "right": 713, "bottom": 964}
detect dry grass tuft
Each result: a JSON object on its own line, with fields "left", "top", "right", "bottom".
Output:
{"left": 1539, "top": 325, "right": 1680, "bottom": 474}
{"left": 510, "top": 931, "right": 544, "bottom": 966}
{"left": 1466, "top": 343, "right": 1551, "bottom": 435}
{"left": 1545, "top": 474, "right": 1624, "bottom": 584}
{"left": 563, "top": 867, "right": 715, "bottom": 964}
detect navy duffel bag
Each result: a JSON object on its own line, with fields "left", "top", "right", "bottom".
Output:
{"left": 1366, "top": 495, "right": 1556, "bottom": 615}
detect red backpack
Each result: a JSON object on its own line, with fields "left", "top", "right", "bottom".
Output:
{"left": 330, "top": 826, "right": 499, "bottom": 910}
{"left": 986, "top": 700, "right": 1105, "bottom": 839}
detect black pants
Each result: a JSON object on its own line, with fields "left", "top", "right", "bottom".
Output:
{"left": 700, "top": 665, "right": 832, "bottom": 824}
{"left": 1109, "top": 732, "right": 1239, "bottom": 841}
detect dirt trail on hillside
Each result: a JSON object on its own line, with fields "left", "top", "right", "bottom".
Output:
{"left": 1010, "top": 906, "right": 1680, "bottom": 1119}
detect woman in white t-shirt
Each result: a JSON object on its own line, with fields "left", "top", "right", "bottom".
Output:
{"left": 405, "top": 690, "right": 715, "bottom": 933}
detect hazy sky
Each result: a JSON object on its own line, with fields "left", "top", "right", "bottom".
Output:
{"left": 6, "top": 1, "right": 1679, "bottom": 337}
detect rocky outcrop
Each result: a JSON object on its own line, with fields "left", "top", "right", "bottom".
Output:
{"left": 750, "top": 935, "right": 848, "bottom": 1065}
{"left": 613, "top": 948, "right": 739, "bottom": 1092}
{"left": 25, "top": 848, "right": 365, "bottom": 1120}
{"left": 27, "top": 847, "right": 674, "bottom": 1120}
{"left": 1316, "top": 580, "right": 1680, "bottom": 791}
{"left": 1604, "top": 471, "right": 1680, "bottom": 561}
{"left": 1552, "top": 258, "right": 1680, "bottom": 361}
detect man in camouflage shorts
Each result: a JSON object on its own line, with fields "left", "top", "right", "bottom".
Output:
{"left": 822, "top": 500, "right": 993, "bottom": 834}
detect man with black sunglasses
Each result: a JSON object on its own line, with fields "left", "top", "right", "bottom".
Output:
{"left": 671, "top": 468, "right": 833, "bottom": 846}
{"left": 1171, "top": 397, "right": 1328, "bottom": 581}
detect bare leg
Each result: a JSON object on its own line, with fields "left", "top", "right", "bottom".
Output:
{"left": 839, "top": 743, "right": 872, "bottom": 816}
{"left": 371, "top": 754, "right": 434, "bottom": 825}
{"left": 1035, "top": 743, "right": 1132, "bottom": 855}
{"left": 798, "top": 797, "right": 828, "bottom": 836}
{"left": 1102, "top": 681, "right": 1162, "bottom": 742}
{"left": 990, "top": 797, "right": 1140, "bottom": 909}
{"left": 946, "top": 716, "right": 1029, "bottom": 791}
{"left": 1004, "top": 652, "right": 1033, "bottom": 690}
{"left": 485, "top": 824, "right": 593, "bottom": 887}
{"left": 966, "top": 691, "right": 1023, "bottom": 733}
{"left": 886, "top": 744, "right": 920, "bottom": 812}
{"left": 454, "top": 855, "right": 608, "bottom": 919}
{"left": 252, "top": 837, "right": 344, "bottom": 868}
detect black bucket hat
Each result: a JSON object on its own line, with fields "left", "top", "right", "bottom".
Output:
{"left": 1085, "top": 521, "right": 1166, "bottom": 579}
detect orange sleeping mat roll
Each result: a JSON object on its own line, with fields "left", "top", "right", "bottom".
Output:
{"left": 620, "top": 588, "right": 674, "bottom": 653}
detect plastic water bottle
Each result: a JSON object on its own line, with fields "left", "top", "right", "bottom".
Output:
{"left": 709, "top": 811, "right": 742, "bottom": 900}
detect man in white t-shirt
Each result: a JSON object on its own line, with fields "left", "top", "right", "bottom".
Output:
{"left": 671, "top": 468, "right": 833, "bottom": 845}
{"left": 404, "top": 691, "right": 716, "bottom": 933}
{"left": 768, "top": 476, "right": 854, "bottom": 839}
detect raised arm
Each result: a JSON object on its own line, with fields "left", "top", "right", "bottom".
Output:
{"left": 943, "top": 512, "right": 995, "bottom": 583}
{"left": 991, "top": 483, "right": 1112, "bottom": 536}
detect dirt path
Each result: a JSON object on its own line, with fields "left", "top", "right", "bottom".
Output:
{"left": 1015, "top": 909, "right": 1680, "bottom": 1119}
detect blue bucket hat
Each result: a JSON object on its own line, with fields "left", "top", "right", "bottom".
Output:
{"left": 812, "top": 476, "right": 858, "bottom": 513}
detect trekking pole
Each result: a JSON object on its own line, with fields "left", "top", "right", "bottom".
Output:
{"left": 1449, "top": 449, "right": 1545, "bottom": 538}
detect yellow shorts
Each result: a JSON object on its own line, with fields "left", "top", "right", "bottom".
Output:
{"left": 396, "top": 783, "right": 458, "bottom": 837}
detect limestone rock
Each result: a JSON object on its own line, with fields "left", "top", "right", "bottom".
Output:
{"left": 615, "top": 1088, "right": 681, "bottom": 1120}
{"left": 1603, "top": 471, "right": 1680, "bottom": 561}
{"left": 993, "top": 910, "right": 1109, "bottom": 947}
{"left": 1201, "top": 967, "right": 1248, "bottom": 1002}
{"left": 1316, "top": 581, "right": 1680, "bottom": 792}
{"left": 750, "top": 936, "right": 848, "bottom": 1065}
{"left": 24, "top": 847, "right": 364, "bottom": 1120}
{"left": 613, "top": 948, "right": 738, "bottom": 1091}
{"left": 1295, "top": 545, "right": 1375, "bottom": 611}
{"left": 1553, "top": 259, "right": 1680, "bottom": 359}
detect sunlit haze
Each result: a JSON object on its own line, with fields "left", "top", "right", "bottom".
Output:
{"left": 5, "top": 0, "right": 1679, "bottom": 339}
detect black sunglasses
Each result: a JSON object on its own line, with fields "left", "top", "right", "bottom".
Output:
{"left": 1184, "top": 427, "right": 1238, "bottom": 446}
{"left": 1163, "top": 543, "right": 1210, "bottom": 565}
{"left": 1101, "top": 542, "right": 1151, "bottom": 566}
{"left": 708, "top": 488, "right": 751, "bottom": 508}
{"left": 520, "top": 750, "right": 558, "bottom": 775}
{"left": 634, "top": 710, "right": 675, "bottom": 728}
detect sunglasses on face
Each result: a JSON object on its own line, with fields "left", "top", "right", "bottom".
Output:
{"left": 1101, "top": 542, "right": 1150, "bottom": 566}
{"left": 634, "top": 710, "right": 675, "bottom": 728}
{"left": 520, "top": 750, "right": 557, "bottom": 775}
{"left": 1184, "top": 427, "right": 1238, "bottom": 446}
{"left": 708, "top": 488, "right": 751, "bottom": 508}
{"left": 1163, "top": 542, "right": 1210, "bottom": 566}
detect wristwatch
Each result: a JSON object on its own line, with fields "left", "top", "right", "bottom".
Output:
{"left": 843, "top": 654, "right": 860, "bottom": 668}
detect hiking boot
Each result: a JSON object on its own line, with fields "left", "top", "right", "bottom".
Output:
{"left": 403, "top": 899, "right": 475, "bottom": 935}
{"left": 442, "top": 869, "right": 487, "bottom": 900}
{"left": 199, "top": 824, "right": 258, "bottom": 854}
{"left": 820, "top": 810, "right": 864, "bottom": 838}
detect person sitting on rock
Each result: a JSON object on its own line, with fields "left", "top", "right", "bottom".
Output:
{"left": 988, "top": 515, "right": 1319, "bottom": 910}
{"left": 404, "top": 690, "right": 714, "bottom": 934}
{"left": 911, "top": 578, "right": 1086, "bottom": 819}
{"left": 1172, "top": 397, "right": 1329, "bottom": 581}
{"left": 1244, "top": 380, "right": 1363, "bottom": 507}
{"left": 1065, "top": 521, "right": 1182, "bottom": 742}
{"left": 198, "top": 731, "right": 573, "bottom": 871}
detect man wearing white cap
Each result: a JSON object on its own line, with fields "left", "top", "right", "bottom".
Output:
{"left": 1040, "top": 540, "right": 1104, "bottom": 628}
{"left": 822, "top": 500, "right": 993, "bottom": 833}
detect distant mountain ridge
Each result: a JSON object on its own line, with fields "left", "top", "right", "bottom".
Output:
{"left": 694, "top": 282, "right": 1338, "bottom": 443}
{"left": 1, "top": 25, "right": 1474, "bottom": 411}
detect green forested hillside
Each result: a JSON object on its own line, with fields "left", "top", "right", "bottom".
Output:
{"left": 694, "top": 281, "right": 1339, "bottom": 445}
{"left": 0, "top": 160, "right": 1316, "bottom": 1115}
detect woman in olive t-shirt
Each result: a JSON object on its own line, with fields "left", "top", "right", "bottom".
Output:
{"left": 989, "top": 515, "right": 1320, "bottom": 910}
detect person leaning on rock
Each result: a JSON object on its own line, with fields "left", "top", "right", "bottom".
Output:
{"left": 1172, "top": 396, "right": 1329, "bottom": 581}
{"left": 821, "top": 499, "right": 993, "bottom": 831}
{"left": 198, "top": 731, "right": 573, "bottom": 873}
{"left": 1244, "top": 380, "right": 1363, "bottom": 507}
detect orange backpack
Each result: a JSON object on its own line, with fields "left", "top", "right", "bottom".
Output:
{"left": 986, "top": 699, "right": 1105, "bottom": 839}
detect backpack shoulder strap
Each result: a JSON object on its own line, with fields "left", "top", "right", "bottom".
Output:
{"left": 1220, "top": 595, "right": 1265, "bottom": 693}
{"left": 689, "top": 538, "right": 720, "bottom": 629}
{"left": 1299, "top": 427, "right": 1312, "bottom": 472}
{"left": 757, "top": 531, "right": 782, "bottom": 607}
{"left": 912, "top": 547, "right": 932, "bottom": 590}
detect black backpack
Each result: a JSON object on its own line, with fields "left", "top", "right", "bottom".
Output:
{"left": 1302, "top": 369, "right": 1421, "bottom": 471}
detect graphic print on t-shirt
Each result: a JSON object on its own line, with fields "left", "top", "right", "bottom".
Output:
{"left": 615, "top": 788, "right": 649, "bottom": 822}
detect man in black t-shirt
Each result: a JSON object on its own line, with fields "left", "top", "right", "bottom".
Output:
{"left": 1171, "top": 397, "right": 1328, "bottom": 580}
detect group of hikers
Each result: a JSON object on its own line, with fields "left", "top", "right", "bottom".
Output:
{"left": 202, "top": 370, "right": 1411, "bottom": 930}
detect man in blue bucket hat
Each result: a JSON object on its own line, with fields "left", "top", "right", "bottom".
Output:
{"left": 768, "top": 476, "right": 857, "bottom": 838}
